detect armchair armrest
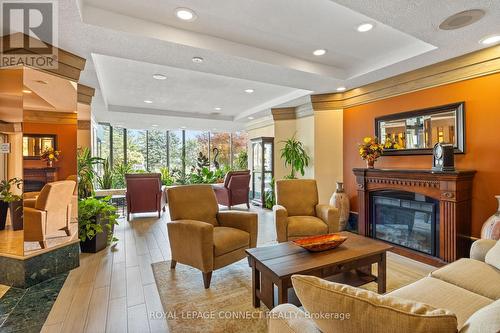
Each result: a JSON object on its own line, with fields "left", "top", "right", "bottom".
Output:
{"left": 167, "top": 220, "right": 214, "bottom": 272}
{"left": 23, "top": 198, "right": 37, "bottom": 208}
{"left": 23, "top": 207, "right": 47, "bottom": 242}
{"left": 269, "top": 304, "right": 321, "bottom": 333}
{"left": 316, "top": 204, "right": 340, "bottom": 233}
{"left": 470, "top": 239, "right": 497, "bottom": 261}
{"left": 217, "top": 211, "right": 258, "bottom": 248}
{"left": 274, "top": 205, "right": 288, "bottom": 243}
{"left": 23, "top": 191, "right": 40, "bottom": 200}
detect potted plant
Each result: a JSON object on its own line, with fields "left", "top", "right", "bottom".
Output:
{"left": 0, "top": 178, "right": 23, "bottom": 231}
{"left": 280, "top": 135, "right": 310, "bottom": 179}
{"left": 41, "top": 147, "right": 60, "bottom": 167}
{"left": 97, "top": 157, "right": 113, "bottom": 190}
{"left": 77, "top": 147, "right": 103, "bottom": 198}
{"left": 78, "top": 196, "right": 119, "bottom": 253}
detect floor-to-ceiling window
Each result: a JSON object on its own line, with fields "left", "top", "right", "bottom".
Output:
{"left": 147, "top": 129, "right": 168, "bottom": 172}
{"left": 210, "top": 132, "right": 230, "bottom": 168}
{"left": 232, "top": 131, "right": 249, "bottom": 169}
{"left": 169, "top": 130, "right": 183, "bottom": 175}
{"left": 127, "top": 129, "right": 147, "bottom": 171}
{"left": 185, "top": 131, "right": 210, "bottom": 173}
{"left": 112, "top": 127, "right": 125, "bottom": 165}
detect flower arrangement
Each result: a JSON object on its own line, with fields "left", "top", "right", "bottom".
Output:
{"left": 384, "top": 137, "right": 403, "bottom": 150}
{"left": 358, "top": 136, "right": 384, "bottom": 168}
{"left": 41, "top": 147, "right": 60, "bottom": 167}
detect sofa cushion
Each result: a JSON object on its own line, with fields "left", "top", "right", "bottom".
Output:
{"left": 430, "top": 258, "right": 500, "bottom": 300}
{"left": 460, "top": 299, "right": 500, "bottom": 333}
{"left": 388, "top": 276, "right": 493, "bottom": 329}
{"left": 485, "top": 240, "right": 500, "bottom": 270}
{"left": 292, "top": 274, "right": 457, "bottom": 333}
{"left": 213, "top": 227, "right": 249, "bottom": 256}
{"left": 287, "top": 216, "right": 328, "bottom": 238}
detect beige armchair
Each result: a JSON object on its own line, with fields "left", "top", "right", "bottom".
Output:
{"left": 166, "top": 185, "right": 258, "bottom": 288}
{"left": 24, "top": 180, "right": 76, "bottom": 249}
{"left": 274, "top": 179, "right": 340, "bottom": 243}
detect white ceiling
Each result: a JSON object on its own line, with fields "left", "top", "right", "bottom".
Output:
{"left": 50, "top": 0, "right": 500, "bottom": 130}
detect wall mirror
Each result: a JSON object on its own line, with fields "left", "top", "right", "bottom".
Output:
{"left": 22, "top": 134, "right": 57, "bottom": 159}
{"left": 375, "top": 102, "right": 465, "bottom": 155}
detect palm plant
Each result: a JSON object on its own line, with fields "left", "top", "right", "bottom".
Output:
{"left": 77, "top": 147, "right": 103, "bottom": 199}
{"left": 280, "top": 135, "right": 310, "bottom": 179}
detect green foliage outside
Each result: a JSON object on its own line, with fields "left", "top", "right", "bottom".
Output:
{"left": 78, "top": 196, "right": 119, "bottom": 244}
{"left": 234, "top": 151, "right": 248, "bottom": 170}
{"left": 97, "top": 158, "right": 113, "bottom": 190}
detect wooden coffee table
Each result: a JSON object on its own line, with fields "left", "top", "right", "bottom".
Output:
{"left": 246, "top": 231, "right": 392, "bottom": 309}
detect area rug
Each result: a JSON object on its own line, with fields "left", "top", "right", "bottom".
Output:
{"left": 152, "top": 259, "right": 269, "bottom": 333}
{"left": 152, "top": 252, "right": 433, "bottom": 333}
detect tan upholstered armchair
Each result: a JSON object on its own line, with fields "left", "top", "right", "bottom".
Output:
{"left": 274, "top": 179, "right": 340, "bottom": 243}
{"left": 167, "top": 185, "right": 258, "bottom": 288}
{"left": 24, "top": 180, "right": 76, "bottom": 249}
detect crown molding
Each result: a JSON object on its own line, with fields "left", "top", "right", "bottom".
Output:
{"left": 1, "top": 33, "right": 86, "bottom": 81}
{"left": 24, "top": 110, "right": 77, "bottom": 125}
{"left": 312, "top": 44, "right": 500, "bottom": 110}
{"left": 271, "top": 107, "right": 296, "bottom": 120}
{"left": 77, "top": 84, "right": 95, "bottom": 105}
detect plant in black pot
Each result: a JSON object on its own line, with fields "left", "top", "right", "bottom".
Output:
{"left": 78, "top": 196, "right": 119, "bottom": 253}
{"left": 0, "top": 178, "right": 23, "bottom": 231}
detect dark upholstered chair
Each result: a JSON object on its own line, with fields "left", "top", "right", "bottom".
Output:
{"left": 125, "top": 173, "right": 167, "bottom": 221}
{"left": 213, "top": 170, "right": 251, "bottom": 209}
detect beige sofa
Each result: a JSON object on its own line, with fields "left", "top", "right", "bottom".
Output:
{"left": 269, "top": 239, "right": 500, "bottom": 333}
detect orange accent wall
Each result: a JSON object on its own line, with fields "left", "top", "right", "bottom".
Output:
{"left": 343, "top": 72, "right": 500, "bottom": 238}
{"left": 23, "top": 122, "right": 77, "bottom": 180}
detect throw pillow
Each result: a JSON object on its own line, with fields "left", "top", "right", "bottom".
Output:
{"left": 460, "top": 299, "right": 500, "bottom": 333}
{"left": 485, "top": 240, "right": 500, "bottom": 270}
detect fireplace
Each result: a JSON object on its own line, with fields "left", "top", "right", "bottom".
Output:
{"left": 371, "top": 191, "right": 439, "bottom": 256}
{"left": 354, "top": 168, "right": 475, "bottom": 264}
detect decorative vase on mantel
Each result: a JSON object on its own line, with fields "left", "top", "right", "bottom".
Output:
{"left": 366, "top": 159, "right": 375, "bottom": 169}
{"left": 481, "top": 195, "right": 500, "bottom": 240}
{"left": 46, "top": 160, "right": 53, "bottom": 167}
{"left": 329, "top": 182, "right": 350, "bottom": 231}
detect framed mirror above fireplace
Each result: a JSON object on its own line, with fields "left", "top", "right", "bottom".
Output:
{"left": 375, "top": 102, "right": 465, "bottom": 155}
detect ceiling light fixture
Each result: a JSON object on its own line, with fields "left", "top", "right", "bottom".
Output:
{"left": 22, "top": 89, "right": 32, "bottom": 94}
{"left": 480, "top": 35, "right": 500, "bottom": 45}
{"left": 313, "top": 49, "right": 327, "bottom": 56}
{"left": 214, "top": 107, "right": 222, "bottom": 111}
{"left": 181, "top": 126, "right": 187, "bottom": 129}
{"left": 144, "top": 100, "right": 153, "bottom": 104}
{"left": 152, "top": 74, "right": 167, "bottom": 80}
{"left": 247, "top": 116, "right": 254, "bottom": 120}
{"left": 175, "top": 8, "right": 197, "bottom": 21}
{"left": 439, "top": 9, "right": 485, "bottom": 30}
{"left": 336, "top": 86, "right": 346, "bottom": 92}
{"left": 151, "top": 124, "right": 159, "bottom": 127}
{"left": 357, "top": 23, "right": 374, "bottom": 32}
{"left": 192, "top": 56, "right": 204, "bottom": 63}
{"left": 244, "top": 89, "right": 254, "bottom": 94}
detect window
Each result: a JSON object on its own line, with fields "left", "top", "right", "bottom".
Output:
{"left": 210, "top": 132, "right": 230, "bottom": 169}
{"left": 185, "top": 131, "right": 209, "bottom": 173}
{"left": 147, "top": 129, "right": 168, "bottom": 172}
{"left": 231, "top": 131, "right": 248, "bottom": 169}
{"left": 169, "top": 130, "right": 183, "bottom": 174}
{"left": 112, "top": 127, "right": 125, "bottom": 165}
{"left": 127, "top": 129, "right": 147, "bottom": 171}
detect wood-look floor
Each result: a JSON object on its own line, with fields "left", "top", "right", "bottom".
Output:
{"left": 40, "top": 206, "right": 435, "bottom": 333}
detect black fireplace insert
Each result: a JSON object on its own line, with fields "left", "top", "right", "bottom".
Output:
{"left": 370, "top": 190, "right": 439, "bottom": 256}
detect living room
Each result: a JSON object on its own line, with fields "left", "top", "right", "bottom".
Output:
{"left": 0, "top": 1, "right": 499, "bottom": 332}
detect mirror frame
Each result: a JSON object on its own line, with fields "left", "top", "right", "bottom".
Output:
{"left": 375, "top": 102, "right": 465, "bottom": 156}
{"left": 22, "top": 134, "right": 57, "bottom": 160}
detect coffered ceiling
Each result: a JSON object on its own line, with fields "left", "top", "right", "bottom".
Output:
{"left": 50, "top": 0, "right": 500, "bottom": 130}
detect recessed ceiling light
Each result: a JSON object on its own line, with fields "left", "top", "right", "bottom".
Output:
{"left": 480, "top": 35, "right": 500, "bottom": 45}
{"left": 181, "top": 126, "right": 187, "bottom": 129}
{"left": 336, "top": 86, "right": 346, "bottom": 92}
{"left": 313, "top": 49, "right": 327, "bottom": 56}
{"left": 175, "top": 8, "right": 197, "bottom": 21}
{"left": 244, "top": 89, "right": 254, "bottom": 94}
{"left": 357, "top": 23, "right": 374, "bottom": 32}
{"left": 144, "top": 100, "right": 153, "bottom": 104}
{"left": 247, "top": 116, "right": 254, "bottom": 120}
{"left": 22, "top": 89, "right": 32, "bottom": 94}
{"left": 152, "top": 74, "right": 167, "bottom": 80}
{"left": 151, "top": 124, "right": 158, "bottom": 127}
{"left": 192, "top": 56, "right": 204, "bottom": 63}
{"left": 214, "top": 107, "right": 222, "bottom": 111}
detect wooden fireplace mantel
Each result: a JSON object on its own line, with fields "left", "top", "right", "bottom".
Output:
{"left": 353, "top": 168, "right": 476, "bottom": 264}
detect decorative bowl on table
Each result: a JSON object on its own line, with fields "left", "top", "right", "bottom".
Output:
{"left": 292, "top": 233, "right": 348, "bottom": 252}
